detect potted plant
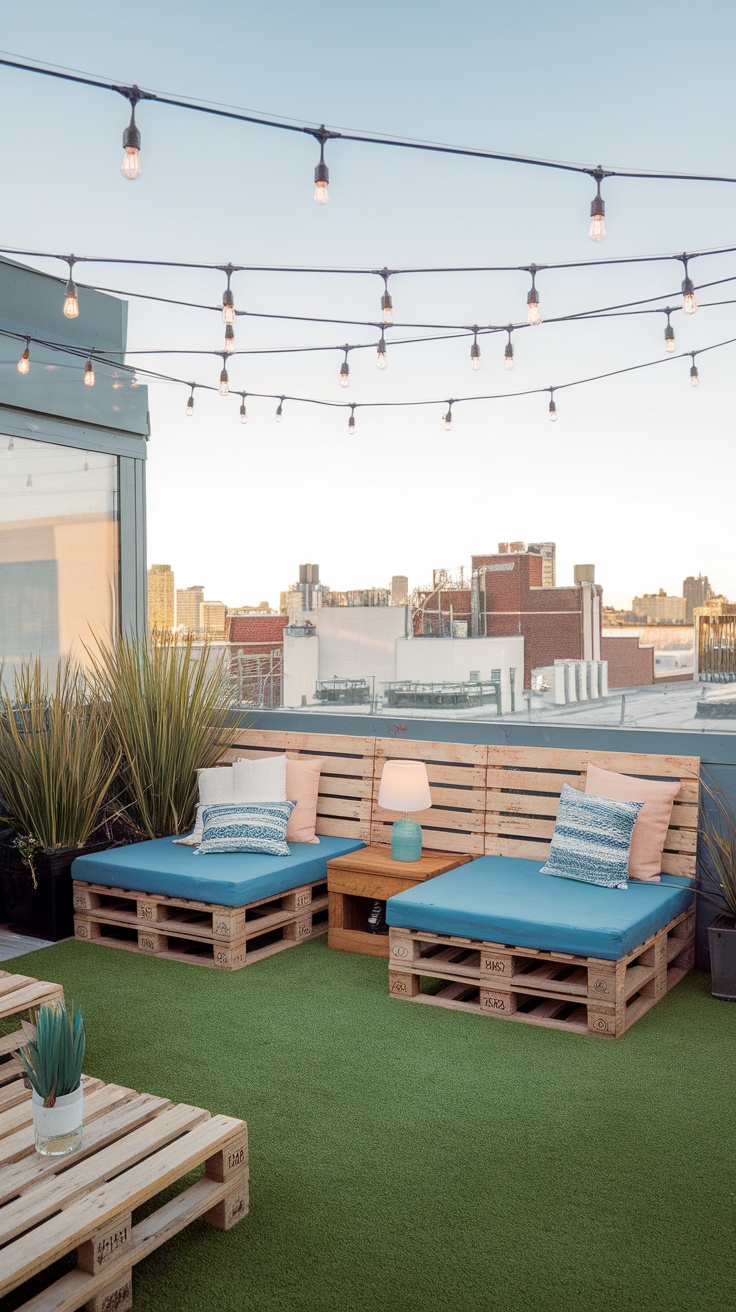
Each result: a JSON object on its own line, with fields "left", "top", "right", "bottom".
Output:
{"left": 19, "top": 1000, "right": 85, "bottom": 1156}
{"left": 0, "top": 658, "right": 121, "bottom": 940}
{"left": 699, "top": 771, "right": 736, "bottom": 1000}
{"left": 86, "top": 631, "right": 244, "bottom": 839}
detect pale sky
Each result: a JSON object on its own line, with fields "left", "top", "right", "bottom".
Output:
{"left": 1, "top": 1, "right": 735, "bottom": 610}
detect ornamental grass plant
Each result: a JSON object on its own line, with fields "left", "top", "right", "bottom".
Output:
{"left": 86, "top": 631, "right": 243, "bottom": 839}
{"left": 699, "top": 769, "right": 736, "bottom": 924}
{"left": 0, "top": 657, "right": 120, "bottom": 856}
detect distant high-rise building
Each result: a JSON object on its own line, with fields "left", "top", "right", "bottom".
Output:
{"left": 148, "top": 564, "right": 175, "bottom": 632}
{"left": 391, "top": 575, "right": 409, "bottom": 606}
{"left": 202, "top": 601, "right": 227, "bottom": 639}
{"left": 631, "top": 590, "right": 686, "bottom": 624}
{"left": 683, "top": 574, "right": 712, "bottom": 624}
{"left": 176, "top": 584, "right": 205, "bottom": 634}
{"left": 528, "top": 542, "right": 557, "bottom": 587}
{"left": 498, "top": 541, "right": 525, "bottom": 555}
{"left": 283, "top": 563, "right": 328, "bottom": 622}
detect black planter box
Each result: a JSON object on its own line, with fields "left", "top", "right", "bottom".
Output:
{"left": 707, "top": 915, "right": 736, "bottom": 1001}
{"left": 0, "top": 838, "right": 114, "bottom": 942}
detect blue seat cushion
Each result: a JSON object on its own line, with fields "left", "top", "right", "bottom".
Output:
{"left": 72, "top": 835, "right": 365, "bottom": 908}
{"left": 385, "top": 855, "right": 694, "bottom": 961}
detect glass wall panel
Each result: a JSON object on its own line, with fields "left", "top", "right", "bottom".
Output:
{"left": 0, "top": 433, "right": 118, "bottom": 681}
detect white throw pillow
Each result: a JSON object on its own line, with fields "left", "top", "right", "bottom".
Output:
{"left": 173, "top": 765, "right": 234, "bottom": 846}
{"left": 233, "top": 755, "right": 287, "bottom": 804}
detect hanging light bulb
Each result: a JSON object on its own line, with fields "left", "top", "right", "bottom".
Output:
{"left": 680, "top": 256, "right": 698, "bottom": 314}
{"left": 224, "top": 324, "right": 235, "bottom": 354}
{"left": 7, "top": 437, "right": 15, "bottom": 455}
{"left": 26, "top": 474, "right": 33, "bottom": 488}
{"left": 186, "top": 387, "right": 195, "bottom": 417}
{"left": 526, "top": 267, "right": 541, "bottom": 326}
{"left": 470, "top": 330, "right": 481, "bottom": 371}
{"left": 221, "top": 266, "right": 236, "bottom": 324}
{"left": 275, "top": 398, "right": 284, "bottom": 422}
{"left": 130, "top": 375, "right": 139, "bottom": 389}
{"left": 348, "top": 405, "right": 356, "bottom": 436}
{"left": 444, "top": 404, "right": 453, "bottom": 431}
{"left": 84, "top": 357, "right": 95, "bottom": 387}
{"left": 63, "top": 258, "right": 79, "bottom": 318}
{"left": 83, "top": 460, "right": 90, "bottom": 476}
{"left": 588, "top": 168, "right": 607, "bottom": 242}
{"left": 219, "top": 358, "right": 229, "bottom": 396}
{"left": 120, "top": 93, "right": 142, "bottom": 180}
{"left": 17, "top": 339, "right": 30, "bottom": 375}
{"left": 690, "top": 356, "right": 700, "bottom": 388}
{"left": 376, "top": 336, "right": 388, "bottom": 369}
{"left": 339, "top": 347, "right": 350, "bottom": 388}
{"left": 548, "top": 390, "right": 558, "bottom": 422}
{"left": 504, "top": 327, "right": 514, "bottom": 372}
{"left": 664, "top": 310, "right": 676, "bottom": 354}
{"left": 239, "top": 396, "right": 248, "bottom": 423}
{"left": 380, "top": 270, "right": 394, "bottom": 325}
{"left": 314, "top": 127, "right": 330, "bottom": 204}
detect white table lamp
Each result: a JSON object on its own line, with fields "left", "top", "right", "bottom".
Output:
{"left": 378, "top": 760, "right": 432, "bottom": 862}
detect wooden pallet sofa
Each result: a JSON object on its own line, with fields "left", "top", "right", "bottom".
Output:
{"left": 204, "top": 732, "right": 699, "bottom": 1036}
{"left": 72, "top": 732, "right": 375, "bottom": 971}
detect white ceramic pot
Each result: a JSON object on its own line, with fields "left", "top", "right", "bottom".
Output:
{"left": 32, "top": 1084, "right": 83, "bottom": 1156}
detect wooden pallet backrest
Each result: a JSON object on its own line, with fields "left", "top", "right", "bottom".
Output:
{"left": 219, "top": 728, "right": 375, "bottom": 842}
{"left": 372, "top": 738, "right": 487, "bottom": 856}
{"left": 486, "top": 746, "right": 700, "bottom": 878}
{"left": 220, "top": 730, "right": 700, "bottom": 877}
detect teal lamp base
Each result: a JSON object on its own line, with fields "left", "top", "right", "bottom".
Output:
{"left": 391, "top": 818, "right": 422, "bottom": 862}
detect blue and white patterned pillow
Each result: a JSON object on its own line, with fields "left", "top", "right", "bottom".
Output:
{"left": 196, "top": 801, "right": 296, "bottom": 856}
{"left": 541, "top": 784, "right": 643, "bottom": 890}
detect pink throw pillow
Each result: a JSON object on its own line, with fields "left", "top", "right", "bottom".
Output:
{"left": 285, "top": 757, "right": 324, "bottom": 844}
{"left": 584, "top": 761, "right": 680, "bottom": 881}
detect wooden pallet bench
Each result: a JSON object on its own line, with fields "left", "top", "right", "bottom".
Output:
{"left": 73, "top": 879, "right": 328, "bottom": 971}
{"left": 0, "top": 971, "right": 65, "bottom": 1064}
{"left": 388, "top": 908, "right": 696, "bottom": 1037}
{"left": 0, "top": 1075, "right": 248, "bottom": 1311}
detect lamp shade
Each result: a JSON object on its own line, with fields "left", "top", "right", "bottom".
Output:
{"left": 378, "top": 760, "right": 432, "bottom": 813}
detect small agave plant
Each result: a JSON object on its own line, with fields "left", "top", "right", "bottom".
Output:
{"left": 19, "top": 1000, "right": 85, "bottom": 1103}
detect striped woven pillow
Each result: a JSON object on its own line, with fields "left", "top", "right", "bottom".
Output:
{"left": 541, "top": 784, "right": 643, "bottom": 890}
{"left": 196, "top": 801, "right": 296, "bottom": 857}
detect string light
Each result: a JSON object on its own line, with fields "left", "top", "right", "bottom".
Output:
{"left": 444, "top": 402, "right": 453, "bottom": 431}
{"left": 221, "top": 266, "right": 235, "bottom": 324}
{"left": 239, "top": 394, "right": 248, "bottom": 423}
{"left": 63, "top": 258, "right": 79, "bottom": 318}
{"left": 348, "top": 404, "right": 356, "bottom": 435}
{"left": 26, "top": 473, "right": 32, "bottom": 488}
{"left": 690, "top": 354, "right": 700, "bottom": 387}
{"left": 526, "top": 266, "right": 541, "bottom": 325}
{"left": 83, "top": 357, "right": 95, "bottom": 387}
{"left": 275, "top": 397, "right": 284, "bottom": 422}
{"left": 504, "top": 327, "right": 514, "bottom": 371}
{"left": 339, "top": 347, "right": 350, "bottom": 388}
{"left": 219, "top": 356, "right": 229, "bottom": 396}
{"left": 224, "top": 324, "right": 235, "bottom": 354}
{"left": 376, "top": 335, "right": 388, "bottom": 369}
{"left": 470, "top": 328, "right": 480, "bottom": 371}
{"left": 548, "top": 388, "right": 558, "bottom": 422}
{"left": 313, "top": 127, "right": 330, "bottom": 204}
{"left": 588, "top": 168, "right": 607, "bottom": 242}
{"left": 663, "top": 309, "right": 676, "bottom": 354}
{"left": 681, "top": 255, "right": 698, "bottom": 314}
{"left": 17, "top": 338, "right": 30, "bottom": 374}
{"left": 120, "top": 89, "right": 142, "bottom": 181}
{"left": 186, "top": 385, "right": 195, "bottom": 416}
{"left": 379, "top": 269, "right": 394, "bottom": 325}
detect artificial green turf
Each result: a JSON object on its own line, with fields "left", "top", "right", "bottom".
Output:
{"left": 4, "top": 938, "right": 736, "bottom": 1312}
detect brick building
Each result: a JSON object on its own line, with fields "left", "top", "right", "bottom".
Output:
{"left": 227, "top": 614, "right": 289, "bottom": 706}
{"left": 600, "top": 634, "right": 655, "bottom": 687}
{"left": 470, "top": 552, "right": 602, "bottom": 689}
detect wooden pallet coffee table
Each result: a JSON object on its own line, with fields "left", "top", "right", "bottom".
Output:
{"left": 0, "top": 1073, "right": 248, "bottom": 1310}
{"left": 0, "top": 970, "right": 65, "bottom": 1064}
